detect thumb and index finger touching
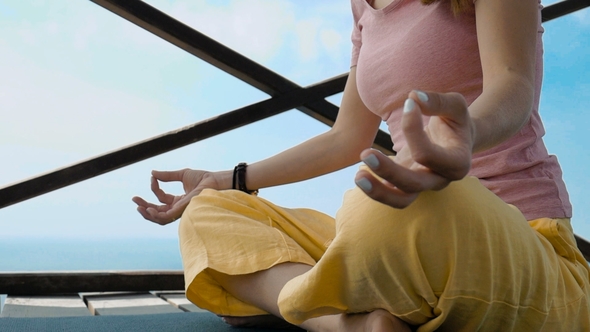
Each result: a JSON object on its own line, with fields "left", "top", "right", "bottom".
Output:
{"left": 131, "top": 170, "right": 180, "bottom": 203}
{"left": 132, "top": 169, "right": 190, "bottom": 224}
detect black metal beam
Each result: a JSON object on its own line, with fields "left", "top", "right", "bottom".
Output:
{"left": 0, "top": 75, "right": 352, "bottom": 209}
{"left": 575, "top": 234, "right": 590, "bottom": 262}
{"left": 0, "top": 271, "right": 183, "bottom": 295}
{"left": 542, "top": 0, "right": 590, "bottom": 22}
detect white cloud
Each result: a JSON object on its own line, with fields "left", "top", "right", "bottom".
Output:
{"left": 320, "top": 28, "right": 345, "bottom": 55}
{"left": 147, "top": 0, "right": 296, "bottom": 63}
{"left": 0, "top": 42, "right": 179, "bottom": 155}
{"left": 295, "top": 18, "right": 322, "bottom": 61}
{"left": 72, "top": 15, "right": 98, "bottom": 50}
{"left": 17, "top": 22, "right": 37, "bottom": 46}
{"left": 142, "top": 0, "right": 353, "bottom": 69}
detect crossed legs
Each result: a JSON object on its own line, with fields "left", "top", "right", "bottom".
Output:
{"left": 208, "top": 263, "right": 411, "bottom": 332}
{"left": 181, "top": 178, "right": 548, "bottom": 331}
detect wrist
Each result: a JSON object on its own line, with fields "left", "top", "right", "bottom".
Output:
{"left": 214, "top": 170, "right": 234, "bottom": 190}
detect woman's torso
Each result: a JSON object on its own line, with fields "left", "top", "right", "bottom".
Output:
{"left": 350, "top": 0, "right": 572, "bottom": 220}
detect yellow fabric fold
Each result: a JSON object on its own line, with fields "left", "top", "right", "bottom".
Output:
{"left": 179, "top": 179, "right": 590, "bottom": 330}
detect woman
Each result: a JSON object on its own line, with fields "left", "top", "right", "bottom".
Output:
{"left": 133, "top": 0, "right": 590, "bottom": 330}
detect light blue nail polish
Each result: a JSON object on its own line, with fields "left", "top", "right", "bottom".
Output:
{"left": 356, "top": 178, "right": 373, "bottom": 192}
{"left": 403, "top": 98, "right": 415, "bottom": 113}
{"left": 363, "top": 154, "right": 380, "bottom": 169}
{"left": 415, "top": 90, "right": 429, "bottom": 102}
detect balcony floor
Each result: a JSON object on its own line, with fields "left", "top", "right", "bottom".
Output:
{"left": 0, "top": 291, "right": 291, "bottom": 331}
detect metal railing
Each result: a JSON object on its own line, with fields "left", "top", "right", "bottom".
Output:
{"left": 1, "top": 0, "right": 589, "bottom": 294}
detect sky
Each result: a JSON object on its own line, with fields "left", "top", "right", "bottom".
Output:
{"left": 0, "top": 0, "right": 589, "bottom": 243}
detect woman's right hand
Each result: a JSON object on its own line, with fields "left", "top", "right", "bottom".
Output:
{"left": 132, "top": 169, "right": 232, "bottom": 225}
{"left": 354, "top": 91, "right": 474, "bottom": 209}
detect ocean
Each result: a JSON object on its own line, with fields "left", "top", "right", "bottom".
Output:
{"left": 0, "top": 237, "right": 183, "bottom": 313}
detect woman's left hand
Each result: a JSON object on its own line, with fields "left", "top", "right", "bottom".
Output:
{"left": 354, "top": 90, "right": 476, "bottom": 209}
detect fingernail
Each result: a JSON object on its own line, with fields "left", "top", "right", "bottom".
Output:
{"left": 362, "top": 154, "right": 379, "bottom": 169}
{"left": 403, "top": 98, "right": 415, "bottom": 113}
{"left": 355, "top": 177, "right": 373, "bottom": 192}
{"left": 415, "top": 90, "right": 429, "bottom": 102}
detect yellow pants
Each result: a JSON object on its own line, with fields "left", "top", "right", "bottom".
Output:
{"left": 178, "top": 176, "right": 590, "bottom": 331}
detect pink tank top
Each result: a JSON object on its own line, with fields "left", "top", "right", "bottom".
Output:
{"left": 351, "top": 0, "right": 571, "bottom": 220}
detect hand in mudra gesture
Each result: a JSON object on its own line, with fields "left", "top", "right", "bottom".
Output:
{"left": 132, "top": 169, "right": 225, "bottom": 225}
{"left": 355, "top": 90, "right": 476, "bottom": 209}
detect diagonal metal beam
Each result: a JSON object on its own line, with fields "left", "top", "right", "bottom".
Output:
{"left": 89, "top": 0, "right": 394, "bottom": 152}
{"left": 542, "top": 0, "right": 590, "bottom": 22}
{"left": 0, "top": 75, "right": 348, "bottom": 209}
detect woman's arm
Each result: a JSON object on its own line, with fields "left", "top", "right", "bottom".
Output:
{"left": 134, "top": 67, "right": 381, "bottom": 224}
{"left": 469, "top": 0, "right": 538, "bottom": 152}
{"left": 242, "top": 67, "right": 382, "bottom": 190}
